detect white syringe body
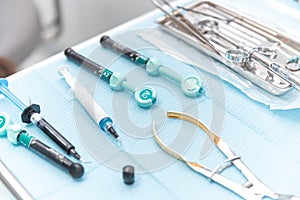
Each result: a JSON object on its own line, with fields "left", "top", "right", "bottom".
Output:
{"left": 59, "top": 67, "right": 112, "bottom": 131}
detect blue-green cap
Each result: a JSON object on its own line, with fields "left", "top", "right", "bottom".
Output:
{"left": 0, "top": 112, "right": 11, "bottom": 136}
{"left": 181, "top": 76, "right": 203, "bottom": 97}
{"left": 6, "top": 124, "right": 23, "bottom": 145}
{"left": 134, "top": 86, "right": 157, "bottom": 108}
{"left": 109, "top": 72, "right": 127, "bottom": 91}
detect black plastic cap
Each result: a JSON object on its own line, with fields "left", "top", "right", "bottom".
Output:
{"left": 21, "top": 104, "right": 41, "bottom": 123}
{"left": 100, "top": 35, "right": 110, "bottom": 44}
{"left": 64, "top": 48, "right": 74, "bottom": 57}
{"left": 123, "top": 165, "right": 135, "bottom": 185}
{"left": 69, "top": 163, "right": 84, "bottom": 179}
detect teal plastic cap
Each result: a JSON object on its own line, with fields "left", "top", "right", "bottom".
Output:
{"left": 109, "top": 72, "right": 127, "bottom": 91}
{"left": 134, "top": 86, "right": 157, "bottom": 108}
{"left": 145, "top": 57, "right": 163, "bottom": 76}
{"left": 181, "top": 76, "right": 203, "bottom": 97}
{"left": 6, "top": 124, "right": 23, "bottom": 145}
{"left": 0, "top": 112, "right": 11, "bottom": 136}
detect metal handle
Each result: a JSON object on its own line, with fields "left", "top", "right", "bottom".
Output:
{"left": 0, "top": 159, "right": 34, "bottom": 200}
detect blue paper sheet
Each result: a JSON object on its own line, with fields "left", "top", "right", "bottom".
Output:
{"left": 0, "top": 0, "right": 300, "bottom": 199}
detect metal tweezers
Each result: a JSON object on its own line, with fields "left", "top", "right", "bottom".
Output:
{"left": 152, "top": 111, "right": 300, "bottom": 200}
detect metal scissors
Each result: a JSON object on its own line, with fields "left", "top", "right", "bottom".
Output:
{"left": 152, "top": 111, "right": 300, "bottom": 200}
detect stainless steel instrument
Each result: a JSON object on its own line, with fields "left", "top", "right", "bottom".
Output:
{"left": 153, "top": 0, "right": 300, "bottom": 95}
{"left": 152, "top": 111, "right": 300, "bottom": 200}
{"left": 0, "top": 159, "right": 33, "bottom": 200}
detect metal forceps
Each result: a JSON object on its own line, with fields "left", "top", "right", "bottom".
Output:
{"left": 151, "top": 0, "right": 220, "bottom": 55}
{"left": 152, "top": 111, "right": 300, "bottom": 200}
{"left": 225, "top": 46, "right": 300, "bottom": 91}
{"left": 195, "top": 18, "right": 300, "bottom": 91}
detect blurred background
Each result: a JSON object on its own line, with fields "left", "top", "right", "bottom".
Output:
{"left": 1, "top": 0, "right": 299, "bottom": 77}
{"left": 0, "top": 0, "right": 155, "bottom": 76}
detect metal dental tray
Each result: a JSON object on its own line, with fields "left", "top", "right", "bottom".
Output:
{"left": 155, "top": 0, "right": 300, "bottom": 95}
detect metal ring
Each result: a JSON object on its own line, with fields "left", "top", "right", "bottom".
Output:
{"left": 255, "top": 47, "right": 277, "bottom": 59}
{"left": 247, "top": 48, "right": 259, "bottom": 57}
{"left": 197, "top": 19, "right": 219, "bottom": 33}
{"left": 225, "top": 49, "right": 249, "bottom": 63}
{"left": 286, "top": 57, "right": 300, "bottom": 71}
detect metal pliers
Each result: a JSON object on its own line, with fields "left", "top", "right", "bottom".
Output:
{"left": 152, "top": 111, "right": 300, "bottom": 200}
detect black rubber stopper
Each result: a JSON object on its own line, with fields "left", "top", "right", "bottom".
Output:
{"left": 69, "top": 163, "right": 84, "bottom": 179}
{"left": 64, "top": 48, "right": 85, "bottom": 65}
{"left": 123, "top": 165, "right": 134, "bottom": 185}
{"left": 100, "top": 35, "right": 110, "bottom": 44}
{"left": 64, "top": 48, "right": 73, "bottom": 56}
{"left": 21, "top": 104, "right": 41, "bottom": 123}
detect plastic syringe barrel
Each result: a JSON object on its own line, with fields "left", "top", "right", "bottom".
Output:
{"left": 0, "top": 79, "right": 26, "bottom": 111}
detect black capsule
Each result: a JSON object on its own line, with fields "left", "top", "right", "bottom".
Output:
{"left": 123, "top": 165, "right": 134, "bottom": 185}
{"left": 69, "top": 163, "right": 85, "bottom": 179}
